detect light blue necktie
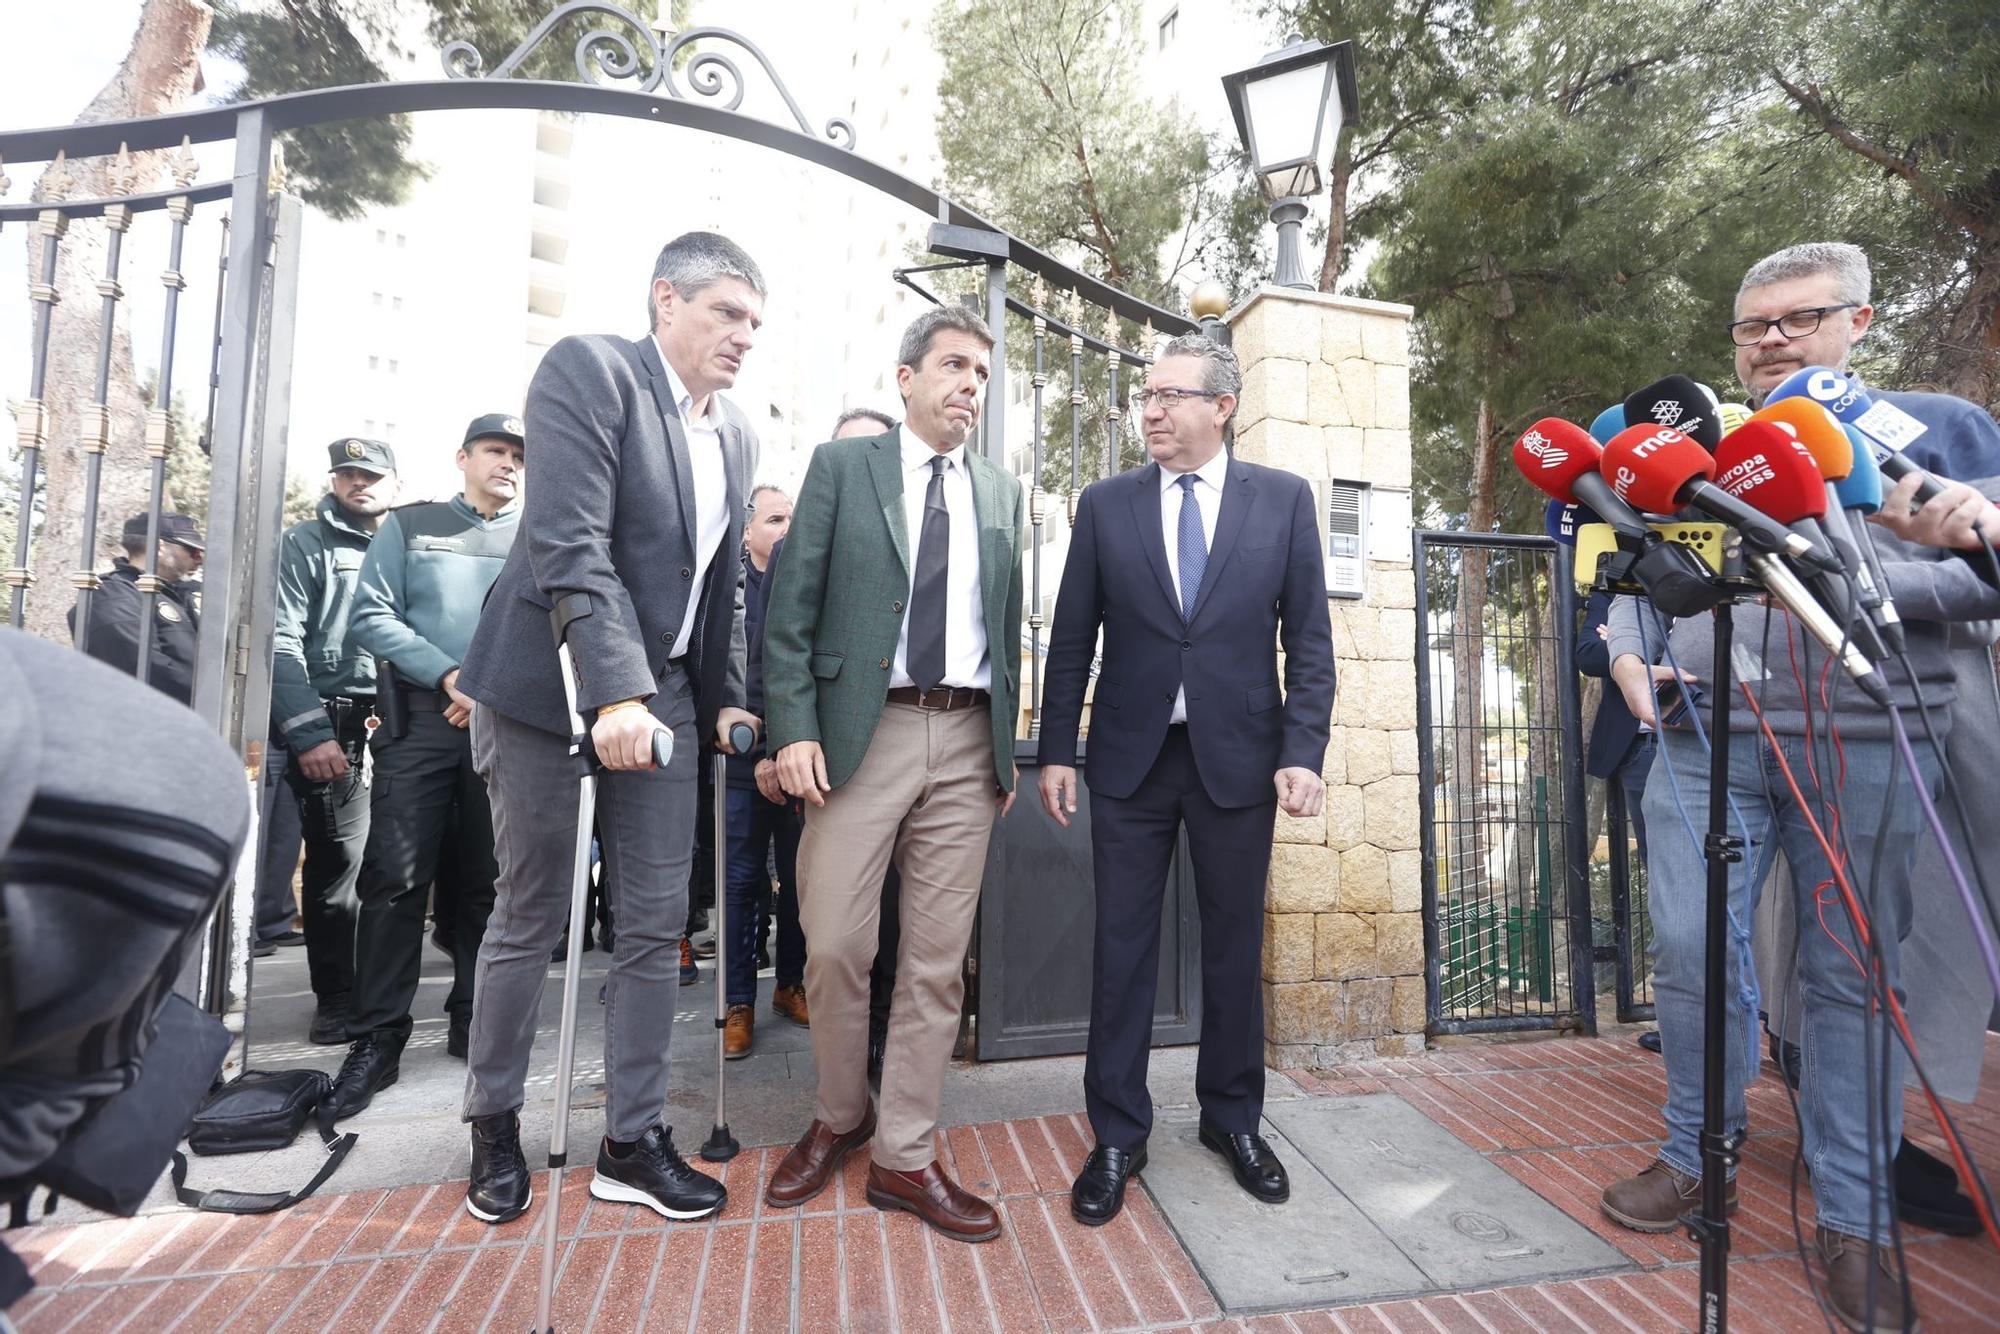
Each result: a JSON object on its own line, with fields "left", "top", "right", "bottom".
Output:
{"left": 1176, "top": 473, "right": 1207, "bottom": 622}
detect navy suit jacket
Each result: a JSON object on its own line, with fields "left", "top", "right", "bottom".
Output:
{"left": 1036, "top": 457, "right": 1337, "bottom": 808}
{"left": 1575, "top": 589, "right": 1640, "bottom": 778}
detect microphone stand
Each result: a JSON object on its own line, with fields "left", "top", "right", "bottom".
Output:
{"left": 1594, "top": 537, "right": 1751, "bottom": 1332}
{"left": 1694, "top": 600, "right": 1744, "bottom": 1334}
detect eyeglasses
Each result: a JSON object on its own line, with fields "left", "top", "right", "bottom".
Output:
{"left": 1725, "top": 304, "right": 1859, "bottom": 346}
{"left": 1130, "top": 387, "right": 1223, "bottom": 410}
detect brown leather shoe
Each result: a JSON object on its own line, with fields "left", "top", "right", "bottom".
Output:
{"left": 1600, "top": 1159, "right": 1738, "bottom": 1233}
{"left": 766, "top": 1109, "right": 876, "bottom": 1208}
{"left": 1819, "top": 1225, "right": 1918, "bottom": 1332}
{"left": 865, "top": 1161, "right": 1002, "bottom": 1243}
{"left": 723, "top": 1004, "right": 754, "bottom": 1059}
{"left": 772, "top": 983, "right": 810, "bottom": 1027}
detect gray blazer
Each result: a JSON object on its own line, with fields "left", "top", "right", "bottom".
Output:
{"left": 457, "top": 333, "right": 757, "bottom": 739}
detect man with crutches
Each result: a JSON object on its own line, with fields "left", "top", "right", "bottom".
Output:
{"left": 451, "top": 232, "right": 765, "bottom": 1233}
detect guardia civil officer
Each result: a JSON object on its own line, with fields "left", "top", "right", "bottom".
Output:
{"left": 272, "top": 438, "right": 398, "bottom": 1045}
{"left": 68, "top": 512, "right": 204, "bottom": 705}
{"left": 328, "top": 416, "right": 524, "bottom": 1118}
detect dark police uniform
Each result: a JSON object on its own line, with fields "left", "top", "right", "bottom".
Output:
{"left": 272, "top": 439, "right": 395, "bottom": 1037}
{"left": 343, "top": 416, "right": 521, "bottom": 1067}
{"left": 67, "top": 513, "right": 203, "bottom": 705}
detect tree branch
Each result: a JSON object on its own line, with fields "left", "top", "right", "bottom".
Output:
{"left": 1770, "top": 69, "right": 1997, "bottom": 244}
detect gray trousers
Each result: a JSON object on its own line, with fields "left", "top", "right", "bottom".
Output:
{"left": 463, "top": 663, "right": 698, "bottom": 1141}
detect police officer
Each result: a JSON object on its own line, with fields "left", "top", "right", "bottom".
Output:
{"left": 272, "top": 438, "right": 398, "bottom": 1044}
{"left": 328, "top": 416, "right": 524, "bottom": 1117}
{"left": 68, "top": 512, "right": 203, "bottom": 704}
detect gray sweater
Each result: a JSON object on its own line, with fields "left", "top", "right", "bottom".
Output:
{"left": 1606, "top": 482, "right": 2000, "bottom": 741}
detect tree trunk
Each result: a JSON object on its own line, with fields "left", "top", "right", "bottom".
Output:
{"left": 1443, "top": 397, "right": 1499, "bottom": 989}
{"left": 21, "top": 0, "right": 212, "bottom": 643}
{"left": 1921, "top": 240, "right": 2000, "bottom": 412}
{"left": 1317, "top": 136, "right": 1351, "bottom": 293}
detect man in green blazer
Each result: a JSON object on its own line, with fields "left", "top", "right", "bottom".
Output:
{"left": 760, "top": 306, "right": 1023, "bottom": 1243}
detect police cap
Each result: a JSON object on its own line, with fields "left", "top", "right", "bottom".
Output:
{"left": 462, "top": 413, "right": 526, "bottom": 449}
{"left": 329, "top": 437, "right": 396, "bottom": 475}
{"left": 121, "top": 511, "right": 205, "bottom": 550}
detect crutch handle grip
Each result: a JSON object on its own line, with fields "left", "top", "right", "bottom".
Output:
{"left": 727, "top": 721, "right": 756, "bottom": 755}
{"left": 651, "top": 726, "right": 675, "bottom": 770}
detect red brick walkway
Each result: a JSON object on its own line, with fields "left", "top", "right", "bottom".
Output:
{"left": 10, "top": 1036, "right": 1998, "bottom": 1331}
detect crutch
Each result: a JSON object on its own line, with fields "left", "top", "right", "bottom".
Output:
{"left": 701, "top": 720, "right": 757, "bottom": 1163}
{"left": 536, "top": 597, "right": 673, "bottom": 1334}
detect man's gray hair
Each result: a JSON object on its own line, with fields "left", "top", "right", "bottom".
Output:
{"left": 1156, "top": 332, "right": 1242, "bottom": 426}
{"left": 747, "top": 482, "right": 790, "bottom": 509}
{"left": 646, "top": 231, "right": 767, "bottom": 327}
{"left": 833, "top": 407, "right": 897, "bottom": 436}
{"left": 1736, "top": 242, "right": 1872, "bottom": 312}
{"left": 897, "top": 306, "right": 993, "bottom": 372}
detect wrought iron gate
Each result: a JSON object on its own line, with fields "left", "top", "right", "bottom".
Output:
{"left": 1, "top": 4, "right": 1206, "bottom": 1051}
{"left": 1413, "top": 531, "right": 1598, "bottom": 1034}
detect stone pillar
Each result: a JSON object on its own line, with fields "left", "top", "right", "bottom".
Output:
{"left": 1224, "top": 285, "right": 1425, "bottom": 1068}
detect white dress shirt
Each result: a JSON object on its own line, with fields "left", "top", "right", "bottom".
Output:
{"left": 1160, "top": 449, "right": 1228, "bottom": 723}
{"left": 891, "top": 432, "right": 989, "bottom": 690}
{"left": 657, "top": 338, "right": 730, "bottom": 661}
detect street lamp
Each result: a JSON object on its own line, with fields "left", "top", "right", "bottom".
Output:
{"left": 1221, "top": 37, "right": 1357, "bottom": 289}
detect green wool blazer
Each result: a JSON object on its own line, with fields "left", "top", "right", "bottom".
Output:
{"left": 762, "top": 426, "right": 1024, "bottom": 792}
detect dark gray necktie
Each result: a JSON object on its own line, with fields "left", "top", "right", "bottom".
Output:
{"left": 907, "top": 455, "right": 950, "bottom": 692}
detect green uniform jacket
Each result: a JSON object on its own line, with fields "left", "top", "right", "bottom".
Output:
{"left": 348, "top": 496, "right": 520, "bottom": 688}
{"left": 762, "top": 427, "right": 1024, "bottom": 792}
{"left": 271, "top": 495, "right": 377, "bottom": 751}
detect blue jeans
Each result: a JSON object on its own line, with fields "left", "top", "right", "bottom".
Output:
{"left": 725, "top": 785, "right": 804, "bottom": 1005}
{"left": 1642, "top": 726, "right": 1938, "bottom": 1244}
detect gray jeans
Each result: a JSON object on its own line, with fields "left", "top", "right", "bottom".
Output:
{"left": 463, "top": 664, "right": 698, "bottom": 1141}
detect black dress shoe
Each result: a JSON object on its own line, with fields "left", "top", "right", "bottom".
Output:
{"left": 1071, "top": 1145, "right": 1147, "bottom": 1226}
{"left": 447, "top": 1012, "right": 470, "bottom": 1060}
{"left": 1198, "top": 1116, "right": 1289, "bottom": 1203}
{"left": 590, "top": 1125, "right": 726, "bottom": 1220}
{"left": 267, "top": 929, "right": 306, "bottom": 947}
{"left": 308, "top": 994, "right": 350, "bottom": 1046}
{"left": 1897, "top": 1138, "right": 1980, "bottom": 1234}
{"left": 327, "top": 1031, "right": 405, "bottom": 1121}
{"left": 466, "top": 1111, "right": 532, "bottom": 1223}
{"left": 1637, "top": 1030, "right": 1662, "bottom": 1054}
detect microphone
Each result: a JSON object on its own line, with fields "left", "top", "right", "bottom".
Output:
{"left": 1625, "top": 374, "right": 1723, "bottom": 449}
{"left": 1588, "top": 404, "right": 1626, "bottom": 445}
{"left": 1716, "top": 403, "right": 1752, "bottom": 436}
{"left": 1762, "top": 365, "right": 1947, "bottom": 509}
{"left": 1834, "top": 440, "right": 1906, "bottom": 648}
{"left": 1600, "top": 423, "right": 1838, "bottom": 571}
{"left": 1714, "top": 422, "right": 1888, "bottom": 662}
{"left": 1753, "top": 398, "right": 1905, "bottom": 651}
{"left": 1512, "top": 418, "right": 1653, "bottom": 539}
{"left": 1544, "top": 498, "right": 1597, "bottom": 546}
{"left": 1610, "top": 424, "right": 1889, "bottom": 703}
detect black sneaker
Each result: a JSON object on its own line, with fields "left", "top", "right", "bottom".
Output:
{"left": 309, "top": 993, "right": 351, "bottom": 1046}
{"left": 590, "top": 1126, "right": 726, "bottom": 1219}
{"left": 327, "top": 1031, "right": 405, "bottom": 1121}
{"left": 447, "top": 1012, "right": 470, "bottom": 1060}
{"left": 466, "top": 1111, "right": 532, "bottom": 1224}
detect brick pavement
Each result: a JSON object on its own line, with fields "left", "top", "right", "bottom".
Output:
{"left": 9, "top": 1034, "right": 1998, "bottom": 1331}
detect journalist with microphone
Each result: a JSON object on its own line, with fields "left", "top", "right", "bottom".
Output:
{"left": 449, "top": 232, "right": 764, "bottom": 1227}
{"left": 1596, "top": 242, "right": 2000, "bottom": 1332}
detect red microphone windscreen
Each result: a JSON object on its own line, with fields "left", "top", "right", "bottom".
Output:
{"left": 1600, "top": 423, "right": 1713, "bottom": 513}
{"left": 1750, "top": 397, "right": 1852, "bottom": 482}
{"left": 1713, "top": 421, "right": 1828, "bottom": 522}
{"left": 1511, "top": 418, "right": 1602, "bottom": 504}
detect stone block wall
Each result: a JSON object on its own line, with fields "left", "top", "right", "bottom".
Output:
{"left": 1225, "top": 285, "right": 1425, "bottom": 1069}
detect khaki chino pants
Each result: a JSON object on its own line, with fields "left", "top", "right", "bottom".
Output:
{"left": 798, "top": 702, "right": 996, "bottom": 1170}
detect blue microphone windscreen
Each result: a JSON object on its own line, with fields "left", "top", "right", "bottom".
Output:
{"left": 1835, "top": 429, "right": 1883, "bottom": 514}
{"left": 1588, "top": 404, "right": 1625, "bottom": 445}
{"left": 1544, "top": 498, "right": 1598, "bottom": 545}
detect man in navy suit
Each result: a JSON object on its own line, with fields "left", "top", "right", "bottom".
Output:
{"left": 1036, "top": 333, "right": 1337, "bottom": 1226}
